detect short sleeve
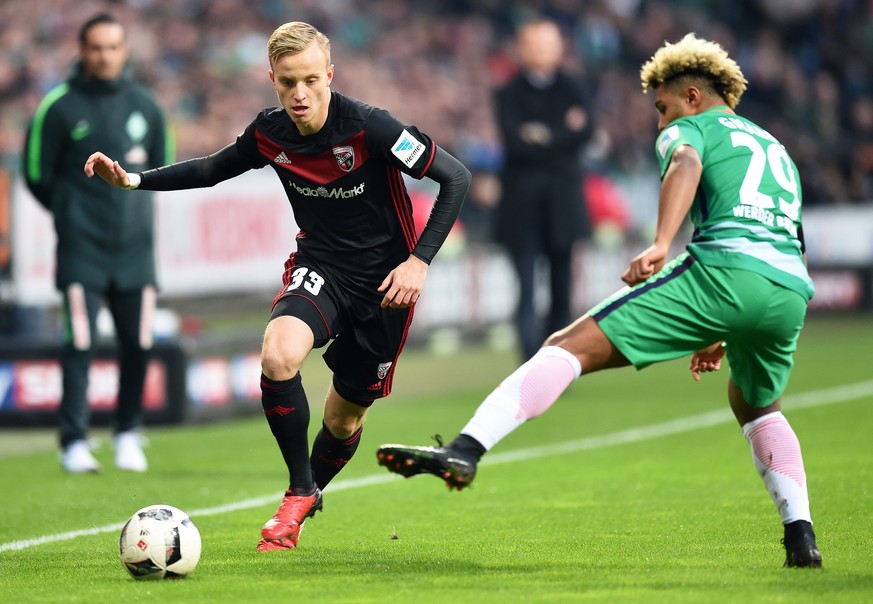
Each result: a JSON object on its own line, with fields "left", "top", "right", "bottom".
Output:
{"left": 655, "top": 119, "right": 704, "bottom": 177}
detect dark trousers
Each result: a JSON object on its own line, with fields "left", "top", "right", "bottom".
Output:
{"left": 59, "top": 284, "right": 153, "bottom": 448}
{"left": 508, "top": 245, "right": 573, "bottom": 361}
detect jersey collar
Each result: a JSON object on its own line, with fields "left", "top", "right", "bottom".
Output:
{"left": 706, "top": 104, "right": 735, "bottom": 115}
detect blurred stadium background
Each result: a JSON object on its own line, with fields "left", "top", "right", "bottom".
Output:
{"left": 0, "top": 0, "right": 871, "bottom": 424}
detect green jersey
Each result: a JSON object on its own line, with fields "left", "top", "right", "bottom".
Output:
{"left": 655, "top": 106, "right": 814, "bottom": 301}
{"left": 24, "top": 63, "right": 172, "bottom": 291}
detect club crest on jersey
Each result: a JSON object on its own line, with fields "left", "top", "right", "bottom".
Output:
{"left": 333, "top": 146, "right": 355, "bottom": 172}
{"left": 376, "top": 362, "right": 393, "bottom": 380}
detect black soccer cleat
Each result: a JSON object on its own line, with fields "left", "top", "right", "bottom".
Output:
{"left": 377, "top": 441, "right": 477, "bottom": 491}
{"left": 782, "top": 520, "right": 823, "bottom": 568}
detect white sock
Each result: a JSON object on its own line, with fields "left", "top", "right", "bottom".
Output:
{"left": 460, "top": 346, "right": 582, "bottom": 450}
{"left": 742, "top": 411, "right": 812, "bottom": 524}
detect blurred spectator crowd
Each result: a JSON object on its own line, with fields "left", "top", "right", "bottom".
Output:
{"left": 2, "top": 0, "right": 873, "bottom": 243}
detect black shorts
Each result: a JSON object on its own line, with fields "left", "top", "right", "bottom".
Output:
{"left": 270, "top": 253, "right": 413, "bottom": 406}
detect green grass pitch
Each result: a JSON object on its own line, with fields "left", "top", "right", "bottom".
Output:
{"left": 1, "top": 315, "right": 872, "bottom": 603}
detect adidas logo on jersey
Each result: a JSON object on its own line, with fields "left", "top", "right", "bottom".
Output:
{"left": 274, "top": 151, "right": 292, "bottom": 164}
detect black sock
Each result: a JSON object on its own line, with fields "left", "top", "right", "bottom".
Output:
{"left": 448, "top": 434, "right": 486, "bottom": 463}
{"left": 310, "top": 421, "right": 363, "bottom": 490}
{"left": 261, "top": 373, "right": 314, "bottom": 495}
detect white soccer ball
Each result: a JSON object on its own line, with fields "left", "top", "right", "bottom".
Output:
{"left": 119, "top": 504, "right": 202, "bottom": 580}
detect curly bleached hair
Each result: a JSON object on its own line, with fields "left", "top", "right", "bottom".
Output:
{"left": 267, "top": 21, "right": 331, "bottom": 67}
{"left": 640, "top": 33, "right": 747, "bottom": 109}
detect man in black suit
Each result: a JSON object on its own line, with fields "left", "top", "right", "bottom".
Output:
{"left": 493, "top": 18, "right": 593, "bottom": 360}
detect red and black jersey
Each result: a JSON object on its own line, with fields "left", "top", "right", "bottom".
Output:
{"left": 234, "top": 92, "right": 436, "bottom": 283}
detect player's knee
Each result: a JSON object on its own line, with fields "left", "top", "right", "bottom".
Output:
{"left": 542, "top": 331, "right": 563, "bottom": 348}
{"left": 261, "top": 317, "right": 314, "bottom": 380}
{"left": 541, "top": 316, "right": 619, "bottom": 372}
{"left": 323, "top": 414, "right": 363, "bottom": 440}
{"left": 542, "top": 317, "right": 584, "bottom": 349}
{"left": 543, "top": 329, "right": 579, "bottom": 352}
{"left": 260, "top": 342, "right": 305, "bottom": 381}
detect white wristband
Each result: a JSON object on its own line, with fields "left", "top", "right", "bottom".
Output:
{"left": 124, "top": 173, "right": 142, "bottom": 190}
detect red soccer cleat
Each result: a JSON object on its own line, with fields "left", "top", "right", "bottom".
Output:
{"left": 257, "top": 489, "right": 323, "bottom": 551}
{"left": 257, "top": 521, "right": 308, "bottom": 551}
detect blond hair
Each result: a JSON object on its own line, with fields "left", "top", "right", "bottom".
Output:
{"left": 267, "top": 21, "right": 331, "bottom": 67}
{"left": 640, "top": 33, "right": 747, "bottom": 109}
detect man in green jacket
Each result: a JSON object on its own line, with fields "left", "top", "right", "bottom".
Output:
{"left": 23, "top": 13, "right": 172, "bottom": 473}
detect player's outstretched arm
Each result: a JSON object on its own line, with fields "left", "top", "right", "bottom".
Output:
{"left": 86, "top": 144, "right": 252, "bottom": 192}
{"left": 84, "top": 152, "right": 133, "bottom": 188}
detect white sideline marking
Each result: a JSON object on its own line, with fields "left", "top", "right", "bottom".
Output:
{"left": 3, "top": 379, "right": 872, "bottom": 554}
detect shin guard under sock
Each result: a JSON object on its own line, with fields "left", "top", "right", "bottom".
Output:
{"left": 261, "top": 373, "right": 314, "bottom": 494}
{"left": 742, "top": 411, "right": 812, "bottom": 524}
{"left": 460, "top": 346, "right": 582, "bottom": 451}
{"left": 310, "top": 421, "right": 363, "bottom": 490}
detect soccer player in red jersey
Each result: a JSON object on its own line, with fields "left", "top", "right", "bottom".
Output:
{"left": 86, "top": 21, "right": 470, "bottom": 551}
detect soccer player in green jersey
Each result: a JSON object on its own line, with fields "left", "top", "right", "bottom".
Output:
{"left": 377, "top": 33, "right": 822, "bottom": 568}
